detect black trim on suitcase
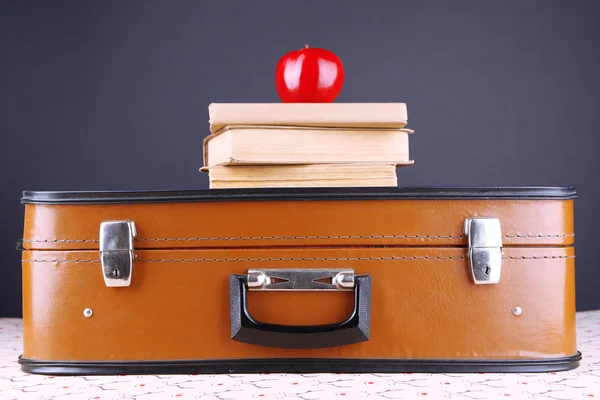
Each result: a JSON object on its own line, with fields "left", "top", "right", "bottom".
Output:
{"left": 21, "top": 186, "right": 577, "bottom": 204}
{"left": 230, "top": 275, "right": 371, "bottom": 349}
{"left": 18, "top": 352, "right": 582, "bottom": 375}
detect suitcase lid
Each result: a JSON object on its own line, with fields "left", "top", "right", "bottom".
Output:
{"left": 21, "top": 186, "right": 575, "bottom": 287}
{"left": 21, "top": 186, "right": 576, "bottom": 251}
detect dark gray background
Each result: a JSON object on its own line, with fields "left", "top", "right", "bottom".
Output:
{"left": 1, "top": 0, "right": 599, "bottom": 317}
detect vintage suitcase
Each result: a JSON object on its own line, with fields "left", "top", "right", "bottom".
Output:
{"left": 18, "top": 186, "right": 580, "bottom": 375}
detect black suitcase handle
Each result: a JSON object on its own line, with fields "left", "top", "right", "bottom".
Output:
{"left": 229, "top": 274, "right": 371, "bottom": 349}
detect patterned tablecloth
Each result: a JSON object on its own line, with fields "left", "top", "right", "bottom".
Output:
{"left": 1, "top": 311, "right": 599, "bottom": 400}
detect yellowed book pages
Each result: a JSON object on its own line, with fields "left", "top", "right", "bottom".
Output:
{"left": 208, "top": 164, "right": 397, "bottom": 182}
{"left": 209, "top": 177, "right": 398, "bottom": 189}
{"left": 202, "top": 126, "right": 413, "bottom": 168}
{"left": 208, "top": 103, "right": 408, "bottom": 133}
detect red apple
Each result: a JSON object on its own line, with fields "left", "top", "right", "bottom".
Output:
{"left": 275, "top": 45, "right": 344, "bottom": 103}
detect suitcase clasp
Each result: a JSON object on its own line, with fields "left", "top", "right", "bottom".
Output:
{"left": 99, "top": 221, "right": 136, "bottom": 287}
{"left": 464, "top": 217, "right": 503, "bottom": 284}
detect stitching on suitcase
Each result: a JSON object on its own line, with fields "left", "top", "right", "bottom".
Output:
{"left": 23, "top": 233, "right": 575, "bottom": 243}
{"left": 135, "top": 233, "right": 576, "bottom": 240}
{"left": 21, "top": 255, "right": 575, "bottom": 263}
{"left": 23, "top": 239, "right": 100, "bottom": 243}
{"left": 137, "top": 256, "right": 471, "bottom": 262}
{"left": 20, "top": 257, "right": 466, "bottom": 263}
{"left": 135, "top": 235, "right": 466, "bottom": 241}
{"left": 21, "top": 259, "right": 100, "bottom": 263}
{"left": 504, "top": 234, "right": 575, "bottom": 238}
{"left": 503, "top": 255, "right": 576, "bottom": 260}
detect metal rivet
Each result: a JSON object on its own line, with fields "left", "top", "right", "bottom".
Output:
{"left": 512, "top": 306, "right": 522, "bottom": 316}
{"left": 83, "top": 308, "right": 93, "bottom": 318}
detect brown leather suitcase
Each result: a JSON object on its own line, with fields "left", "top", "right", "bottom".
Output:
{"left": 18, "top": 186, "right": 580, "bottom": 375}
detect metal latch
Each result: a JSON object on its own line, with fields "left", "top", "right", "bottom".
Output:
{"left": 99, "top": 221, "right": 136, "bottom": 287}
{"left": 247, "top": 269, "right": 355, "bottom": 291}
{"left": 464, "top": 217, "right": 503, "bottom": 284}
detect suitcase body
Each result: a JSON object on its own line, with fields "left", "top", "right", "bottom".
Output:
{"left": 18, "top": 187, "right": 580, "bottom": 375}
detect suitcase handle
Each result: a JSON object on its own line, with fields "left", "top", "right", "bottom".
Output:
{"left": 229, "top": 274, "right": 371, "bottom": 349}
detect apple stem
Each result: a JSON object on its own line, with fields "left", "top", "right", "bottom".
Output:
{"left": 305, "top": 44, "right": 309, "bottom": 49}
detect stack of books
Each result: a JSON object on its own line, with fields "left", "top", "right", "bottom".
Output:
{"left": 201, "top": 103, "right": 413, "bottom": 188}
